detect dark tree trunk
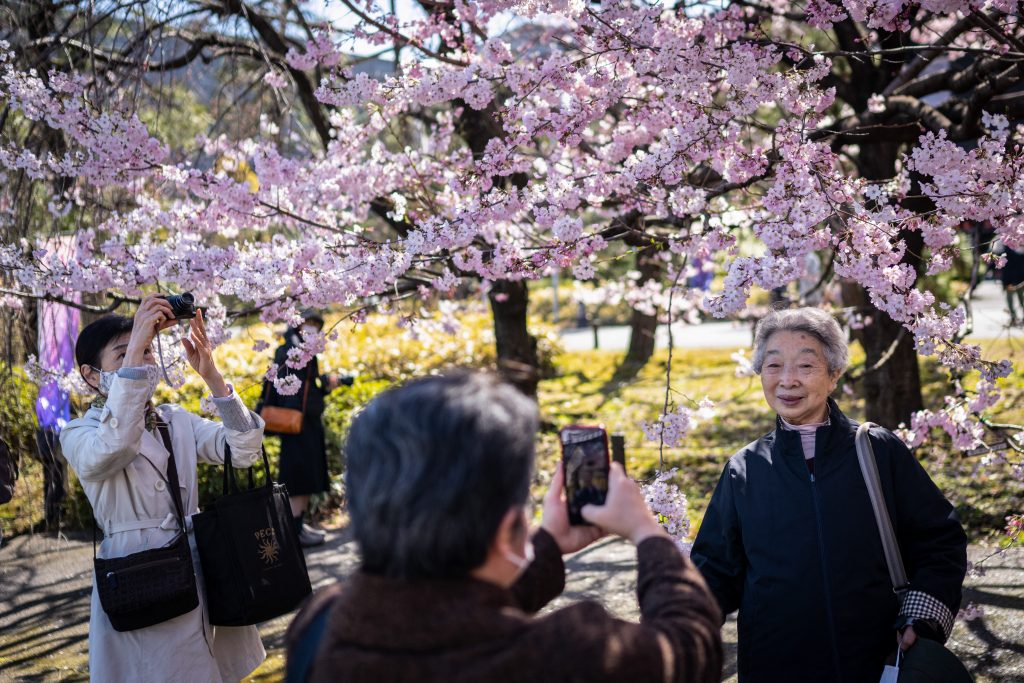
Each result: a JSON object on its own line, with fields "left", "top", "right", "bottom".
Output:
{"left": 624, "top": 245, "right": 661, "bottom": 367}
{"left": 854, "top": 143, "right": 924, "bottom": 429}
{"left": 488, "top": 280, "right": 539, "bottom": 396}
{"left": 20, "top": 298, "right": 39, "bottom": 364}
{"left": 859, "top": 303, "right": 923, "bottom": 429}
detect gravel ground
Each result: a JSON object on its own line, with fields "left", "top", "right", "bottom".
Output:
{"left": 1, "top": 529, "right": 1021, "bottom": 682}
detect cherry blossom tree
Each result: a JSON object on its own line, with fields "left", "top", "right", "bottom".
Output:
{"left": 1, "top": 0, "right": 1021, "bottom": 470}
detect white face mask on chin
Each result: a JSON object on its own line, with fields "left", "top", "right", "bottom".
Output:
{"left": 502, "top": 538, "right": 536, "bottom": 576}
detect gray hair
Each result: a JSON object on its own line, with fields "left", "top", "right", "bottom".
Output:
{"left": 752, "top": 307, "right": 849, "bottom": 376}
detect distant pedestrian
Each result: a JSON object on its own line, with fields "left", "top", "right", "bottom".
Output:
{"left": 798, "top": 251, "right": 823, "bottom": 305}
{"left": 35, "top": 296, "right": 79, "bottom": 529}
{"left": 262, "top": 310, "right": 342, "bottom": 548}
{"left": 0, "top": 438, "right": 16, "bottom": 547}
{"left": 997, "top": 242, "right": 1024, "bottom": 326}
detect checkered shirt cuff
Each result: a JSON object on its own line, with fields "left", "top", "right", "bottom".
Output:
{"left": 900, "top": 590, "right": 955, "bottom": 640}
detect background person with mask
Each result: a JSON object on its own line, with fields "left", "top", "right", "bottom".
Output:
{"left": 262, "top": 310, "right": 342, "bottom": 547}
{"left": 286, "top": 372, "right": 723, "bottom": 683}
{"left": 60, "top": 295, "right": 267, "bottom": 682}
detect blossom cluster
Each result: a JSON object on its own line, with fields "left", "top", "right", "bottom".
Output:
{"left": 0, "top": 2, "right": 1020, "bottom": 458}
{"left": 641, "top": 469, "right": 692, "bottom": 554}
{"left": 642, "top": 399, "right": 715, "bottom": 449}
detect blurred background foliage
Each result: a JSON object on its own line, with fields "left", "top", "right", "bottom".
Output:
{"left": 2, "top": 311, "right": 1020, "bottom": 543}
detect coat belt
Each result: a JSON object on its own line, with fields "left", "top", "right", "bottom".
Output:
{"left": 105, "top": 512, "right": 189, "bottom": 535}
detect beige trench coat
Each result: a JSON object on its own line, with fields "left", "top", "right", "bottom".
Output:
{"left": 61, "top": 371, "right": 267, "bottom": 683}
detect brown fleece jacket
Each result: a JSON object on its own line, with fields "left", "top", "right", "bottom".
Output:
{"left": 286, "top": 529, "right": 723, "bottom": 683}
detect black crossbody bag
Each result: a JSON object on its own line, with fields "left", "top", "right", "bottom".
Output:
{"left": 93, "top": 421, "right": 199, "bottom": 632}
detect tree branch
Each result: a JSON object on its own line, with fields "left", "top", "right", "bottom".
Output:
{"left": 883, "top": 14, "right": 979, "bottom": 95}
{"left": 0, "top": 288, "right": 133, "bottom": 315}
{"left": 212, "top": 0, "right": 334, "bottom": 148}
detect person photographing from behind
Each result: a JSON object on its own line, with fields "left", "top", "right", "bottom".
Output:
{"left": 286, "top": 372, "right": 722, "bottom": 683}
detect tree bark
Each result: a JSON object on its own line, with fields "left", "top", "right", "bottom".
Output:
{"left": 855, "top": 142, "right": 924, "bottom": 429}
{"left": 488, "top": 280, "right": 539, "bottom": 396}
{"left": 624, "top": 245, "right": 661, "bottom": 367}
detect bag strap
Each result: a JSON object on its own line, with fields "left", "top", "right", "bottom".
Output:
{"left": 260, "top": 374, "right": 274, "bottom": 408}
{"left": 855, "top": 422, "right": 911, "bottom": 596}
{"left": 285, "top": 588, "right": 342, "bottom": 683}
{"left": 299, "top": 363, "right": 312, "bottom": 415}
{"left": 222, "top": 442, "right": 272, "bottom": 495}
{"left": 93, "top": 418, "right": 188, "bottom": 560}
{"left": 156, "top": 419, "right": 189, "bottom": 530}
{"left": 265, "top": 360, "right": 313, "bottom": 415}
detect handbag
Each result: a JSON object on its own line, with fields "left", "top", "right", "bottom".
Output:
{"left": 258, "top": 365, "right": 312, "bottom": 435}
{"left": 93, "top": 421, "right": 199, "bottom": 632}
{"left": 855, "top": 423, "right": 974, "bottom": 683}
{"left": 192, "top": 442, "right": 312, "bottom": 626}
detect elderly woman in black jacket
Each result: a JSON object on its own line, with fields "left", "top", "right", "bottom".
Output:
{"left": 691, "top": 307, "right": 967, "bottom": 683}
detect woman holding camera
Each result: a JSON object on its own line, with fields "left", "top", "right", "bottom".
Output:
{"left": 60, "top": 295, "right": 266, "bottom": 682}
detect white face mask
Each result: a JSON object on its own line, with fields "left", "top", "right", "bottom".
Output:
{"left": 95, "top": 368, "right": 118, "bottom": 396}
{"left": 503, "top": 538, "right": 536, "bottom": 576}
{"left": 300, "top": 324, "right": 320, "bottom": 338}
{"left": 93, "top": 364, "right": 161, "bottom": 398}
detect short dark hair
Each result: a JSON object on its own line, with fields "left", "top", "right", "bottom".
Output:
{"left": 75, "top": 315, "right": 134, "bottom": 369}
{"left": 345, "top": 371, "right": 538, "bottom": 580}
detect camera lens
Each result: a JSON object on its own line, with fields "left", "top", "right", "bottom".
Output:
{"left": 163, "top": 292, "right": 197, "bottom": 319}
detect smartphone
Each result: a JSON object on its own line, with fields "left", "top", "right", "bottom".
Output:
{"left": 559, "top": 425, "right": 610, "bottom": 526}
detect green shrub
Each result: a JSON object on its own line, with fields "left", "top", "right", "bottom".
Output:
{"left": 0, "top": 367, "right": 43, "bottom": 536}
{"left": 0, "top": 366, "right": 37, "bottom": 462}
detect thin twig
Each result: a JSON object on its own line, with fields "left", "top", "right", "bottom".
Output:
{"left": 659, "top": 255, "right": 687, "bottom": 470}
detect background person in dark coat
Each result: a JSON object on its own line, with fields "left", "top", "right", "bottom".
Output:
{"left": 263, "top": 311, "right": 341, "bottom": 547}
{"left": 286, "top": 372, "right": 723, "bottom": 683}
{"left": 691, "top": 307, "right": 968, "bottom": 683}
{"left": 997, "top": 241, "right": 1024, "bottom": 325}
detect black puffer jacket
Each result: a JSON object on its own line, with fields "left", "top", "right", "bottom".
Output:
{"left": 691, "top": 399, "right": 967, "bottom": 683}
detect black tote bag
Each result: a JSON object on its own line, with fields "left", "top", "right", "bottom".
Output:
{"left": 192, "top": 443, "right": 311, "bottom": 626}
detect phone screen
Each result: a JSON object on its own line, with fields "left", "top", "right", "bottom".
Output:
{"left": 560, "top": 426, "right": 610, "bottom": 526}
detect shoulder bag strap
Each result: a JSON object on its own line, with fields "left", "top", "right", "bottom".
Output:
{"left": 260, "top": 374, "right": 274, "bottom": 408}
{"left": 156, "top": 420, "right": 189, "bottom": 531}
{"left": 93, "top": 420, "right": 188, "bottom": 558}
{"left": 299, "top": 363, "right": 312, "bottom": 416}
{"left": 855, "top": 422, "right": 910, "bottom": 597}
{"left": 267, "top": 358, "right": 312, "bottom": 415}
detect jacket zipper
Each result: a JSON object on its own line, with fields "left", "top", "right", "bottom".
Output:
{"left": 106, "top": 556, "right": 181, "bottom": 586}
{"left": 810, "top": 471, "right": 844, "bottom": 681}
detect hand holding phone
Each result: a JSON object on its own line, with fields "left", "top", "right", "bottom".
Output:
{"left": 559, "top": 425, "right": 610, "bottom": 526}
{"left": 580, "top": 462, "right": 667, "bottom": 545}
{"left": 540, "top": 463, "right": 604, "bottom": 555}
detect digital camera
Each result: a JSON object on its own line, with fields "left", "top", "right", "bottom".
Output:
{"left": 160, "top": 292, "right": 197, "bottom": 320}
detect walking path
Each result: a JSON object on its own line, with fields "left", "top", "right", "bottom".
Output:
{"left": 560, "top": 280, "right": 1024, "bottom": 351}
{"left": 1, "top": 529, "right": 1021, "bottom": 681}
